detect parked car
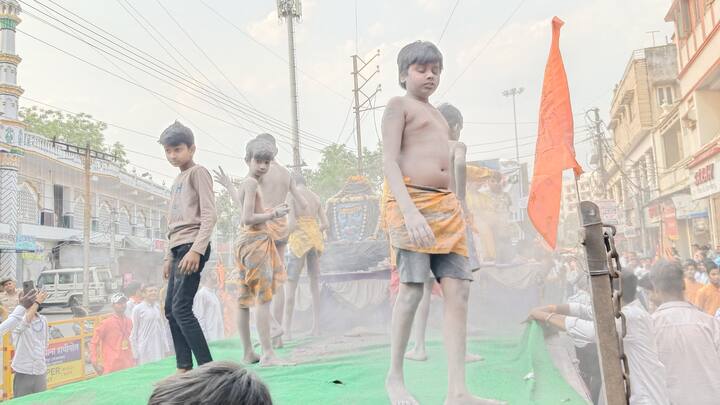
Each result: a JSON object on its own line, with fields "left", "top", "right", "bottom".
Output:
{"left": 37, "top": 267, "right": 118, "bottom": 312}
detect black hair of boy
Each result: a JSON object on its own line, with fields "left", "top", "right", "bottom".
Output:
{"left": 437, "top": 103, "right": 463, "bottom": 129}
{"left": 396, "top": 41, "right": 443, "bottom": 89}
{"left": 245, "top": 139, "right": 277, "bottom": 163}
{"left": 158, "top": 121, "right": 195, "bottom": 147}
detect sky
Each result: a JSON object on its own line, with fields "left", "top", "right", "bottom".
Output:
{"left": 15, "top": 0, "right": 676, "bottom": 185}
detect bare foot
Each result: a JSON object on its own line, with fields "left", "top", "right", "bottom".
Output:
{"left": 404, "top": 347, "right": 428, "bottom": 362}
{"left": 176, "top": 368, "right": 190, "bottom": 374}
{"left": 386, "top": 374, "right": 419, "bottom": 405}
{"left": 243, "top": 352, "right": 261, "bottom": 364}
{"left": 273, "top": 336, "right": 284, "bottom": 349}
{"left": 259, "top": 355, "right": 296, "bottom": 367}
{"left": 465, "top": 353, "right": 485, "bottom": 363}
{"left": 444, "top": 393, "right": 507, "bottom": 405}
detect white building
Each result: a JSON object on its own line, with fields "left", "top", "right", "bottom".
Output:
{"left": 0, "top": 1, "right": 169, "bottom": 286}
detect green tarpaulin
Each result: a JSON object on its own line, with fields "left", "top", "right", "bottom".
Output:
{"left": 9, "top": 323, "right": 587, "bottom": 405}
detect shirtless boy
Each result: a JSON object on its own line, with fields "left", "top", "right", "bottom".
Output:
{"left": 382, "top": 41, "right": 505, "bottom": 405}
{"left": 405, "top": 103, "right": 483, "bottom": 364}
{"left": 235, "top": 138, "right": 292, "bottom": 367}
{"left": 214, "top": 134, "right": 307, "bottom": 346}
{"left": 283, "top": 173, "right": 328, "bottom": 339}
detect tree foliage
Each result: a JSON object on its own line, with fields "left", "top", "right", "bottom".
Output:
{"left": 20, "top": 106, "right": 129, "bottom": 167}
{"left": 304, "top": 143, "right": 383, "bottom": 202}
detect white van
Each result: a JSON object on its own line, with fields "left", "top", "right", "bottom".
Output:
{"left": 37, "top": 267, "right": 118, "bottom": 311}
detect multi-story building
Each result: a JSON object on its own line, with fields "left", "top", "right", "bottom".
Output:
{"left": 0, "top": 1, "right": 169, "bottom": 285}
{"left": 606, "top": 44, "right": 678, "bottom": 255}
{"left": 663, "top": 0, "right": 720, "bottom": 250}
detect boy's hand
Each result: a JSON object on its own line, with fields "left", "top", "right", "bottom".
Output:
{"left": 404, "top": 209, "right": 436, "bottom": 248}
{"left": 162, "top": 261, "right": 171, "bottom": 280}
{"left": 213, "top": 166, "right": 233, "bottom": 190}
{"left": 19, "top": 289, "right": 38, "bottom": 309}
{"left": 178, "top": 251, "right": 201, "bottom": 275}
{"left": 273, "top": 203, "right": 290, "bottom": 218}
{"left": 35, "top": 290, "right": 48, "bottom": 305}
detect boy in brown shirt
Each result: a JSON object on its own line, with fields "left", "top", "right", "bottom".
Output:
{"left": 382, "top": 41, "right": 504, "bottom": 405}
{"left": 159, "top": 121, "right": 217, "bottom": 372}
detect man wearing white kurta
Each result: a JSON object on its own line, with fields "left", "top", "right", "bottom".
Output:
{"left": 650, "top": 260, "right": 720, "bottom": 405}
{"left": 130, "top": 286, "right": 169, "bottom": 365}
{"left": 193, "top": 271, "right": 224, "bottom": 342}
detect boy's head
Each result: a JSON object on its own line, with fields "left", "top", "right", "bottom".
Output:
{"left": 650, "top": 260, "right": 685, "bottom": 304}
{"left": 143, "top": 285, "right": 159, "bottom": 303}
{"left": 125, "top": 281, "right": 142, "bottom": 298}
{"left": 159, "top": 121, "right": 196, "bottom": 168}
{"left": 245, "top": 139, "right": 277, "bottom": 178}
{"left": 706, "top": 261, "right": 720, "bottom": 286}
{"left": 683, "top": 259, "right": 697, "bottom": 279}
{"left": 148, "top": 361, "right": 272, "bottom": 405}
{"left": 617, "top": 270, "right": 638, "bottom": 305}
{"left": 437, "top": 103, "right": 463, "bottom": 140}
{"left": 397, "top": 41, "right": 443, "bottom": 96}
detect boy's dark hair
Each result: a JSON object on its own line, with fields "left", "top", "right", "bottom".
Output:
{"left": 704, "top": 259, "right": 718, "bottom": 272}
{"left": 125, "top": 281, "right": 142, "bottom": 296}
{"left": 158, "top": 121, "right": 195, "bottom": 147}
{"left": 397, "top": 41, "right": 443, "bottom": 89}
{"left": 437, "top": 103, "right": 463, "bottom": 129}
{"left": 255, "top": 133, "right": 278, "bottom": 156}
{"left": 245, "top": 139, "right": 277, "bottom": 163}
{"left": 148, "top": 361, "right": 273, "bottom": 405}
{"left": 650, "top": 260, "right": 684, "bottom": 294}
{"left": 619, "top": 270, "right": 638, "bottom": 304}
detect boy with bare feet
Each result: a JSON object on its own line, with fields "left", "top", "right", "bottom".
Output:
{"left": 236, "top": 138, "right": 293, "bottom": 367}
{"left": 405, "top": 103, "right": 483, "bottom": 364}
{"left": 283, "top": 173, "right": 328, "bottom": 339}
{"left": 214, "top": 134, "right": 307, "bottom": 347}
{"left": 382, "top": 41, "right": 505, "bottom": 405}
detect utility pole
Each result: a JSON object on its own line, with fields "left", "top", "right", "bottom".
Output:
{"left": 502, "top": 87, "right": 525, "bottom": 226}
{"left": 591, "top": 108, "right": 608, "bottom": 199}
{"left": 351, "top": 50, "right": 381, "bottom": 175}
{"left": 277, "top": 0, "right": 303, "bottom": 172}
{"left": 52, "top": 140, "right": 116, "bottom": 307}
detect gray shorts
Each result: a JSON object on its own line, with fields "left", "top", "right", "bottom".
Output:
{"left": 395, "top": 248, "right": 473, "bottom": 284}
{"left": 286, "top": 249, "right": 319, "bottom": 282}
{"left": 13, "top": 372, "right": 47, "bottom": 398}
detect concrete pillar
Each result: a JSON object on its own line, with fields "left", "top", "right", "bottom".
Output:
{"left": 0, "top": 150, "right": 20, "bottom": 279}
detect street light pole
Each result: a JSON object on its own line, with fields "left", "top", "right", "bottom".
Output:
{"left": 277, "top": 0, "right": 303, "bottom": 173}
{"left": 502, "top": 87, "right": 525, "bottom": 225}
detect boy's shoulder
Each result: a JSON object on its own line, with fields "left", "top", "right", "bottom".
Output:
{"left": 386, "top": 95, "right": 411, "bottom": 110}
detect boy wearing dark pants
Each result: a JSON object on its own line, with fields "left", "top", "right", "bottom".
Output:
{"left": 160, "top": 121, "right": 217, "bottom": 373}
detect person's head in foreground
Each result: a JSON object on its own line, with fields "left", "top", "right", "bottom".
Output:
{"left": 159, "top": 121, "right": 196, "bottom": 169}
{"left": 245, "top": 138, "right": 277, "bottom": 179}
{"left": 148, "top": 361, "right": 272, "bottom": 405}
{"left": 397, "top": 40, "right": 443, "bottom": 99}
{"left": 650, "top": 260, "right": 685, "bottom": 305}
{"left": 437, "top": 102, "right": 463, "bottom": 141}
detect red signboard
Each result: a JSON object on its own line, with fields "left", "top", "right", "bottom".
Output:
{"left": 695, "top": 163, "right": 715, "bottom": 186}
{"left": 662, "top": 202, "right": 679, "bottom": 241}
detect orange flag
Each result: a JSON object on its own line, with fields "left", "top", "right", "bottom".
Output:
{"left": 528, "top": 17, "right": 583, "bottom": 249}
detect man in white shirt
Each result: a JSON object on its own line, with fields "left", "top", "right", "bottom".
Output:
{"left": 193, "top": 270, "right": 224, "bottom": 342}
{"left": 11, "top": 290, "right": 49, "bottom": 398}
{"left": 529, "top": 270, "right": 669, "bottom": 405}
{"left": 130, "top": 285, "right": 170, "bottom": 365}
{"left": 650, "top": 260, "right": 720, "bottom": 405}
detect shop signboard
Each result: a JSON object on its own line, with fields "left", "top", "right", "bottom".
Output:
{"left": 46, "top": 338, "right": 84, "bottom": 388}
{"left": 596, "top": 199, "right": 620, "bottom": 225}
{"left": 662, "top": 202, "right": 680, "bottom": 241}
{"left": 690, "top": 158, "right": 720, "bottom": 200}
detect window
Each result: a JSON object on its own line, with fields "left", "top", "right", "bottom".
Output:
{"left": 18, "top": 183, "right": 39, "bottom": 224}
{"left": 58, "top": 273, "right": 74, "bottom": 285}
{"left": 98, "top": 271, "right": 111, "bottom": 282}
{"left": 98, "top": 203, "right": 112, "bottom": 233}
{"left": 37, "top": 273, "right": 55, "bottom": 287}
{"left": 663, "top": 130, "right": 683, "bottom": 166}
{"left": 74, "top": 196, "right": 84, "bottom": 230}
{"left": 118, "top": 208, "right": 131, "bottom": 235}
{"left": 676, "top": 0, "right": 692, "bottom": 38}
{"left": 53, "top": 185, "right": 64, "bottom": 227}
{"left": 76, "top": 272, "right": 95, "bottom": 283}
{"left": 657, "top": 87, "right": 674, "bottom": 106}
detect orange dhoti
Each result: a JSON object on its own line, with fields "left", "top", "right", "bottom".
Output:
{"left": 235, "top": 226, "right": 286, "bottom": 308}
{"left": 288, "top": 216, "right": 324, "bottom": 258}
{"left": 384, "top": 184, "right": 468, "bottom": 257}
{"left": 266, "top": 216, "right": 290, "bottom": 244}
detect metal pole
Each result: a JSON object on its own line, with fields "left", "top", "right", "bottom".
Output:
{"left": 511, "top": 92, "right": 520, "bottom": 164}
{"left": 286, "top": 13, "right": 301, "bottom": 172}
{"left": 82, "top": 145, "right": 91, "bottom": 308}
{"left": 580, "top": 201, "right": 629, "bottom": 405}
{"left": 352, "top": 55, "right": 364, "bottom": 175}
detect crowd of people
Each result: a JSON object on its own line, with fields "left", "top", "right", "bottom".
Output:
{"left": 529, "top": 248, "right": 720, "bottom": 405}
